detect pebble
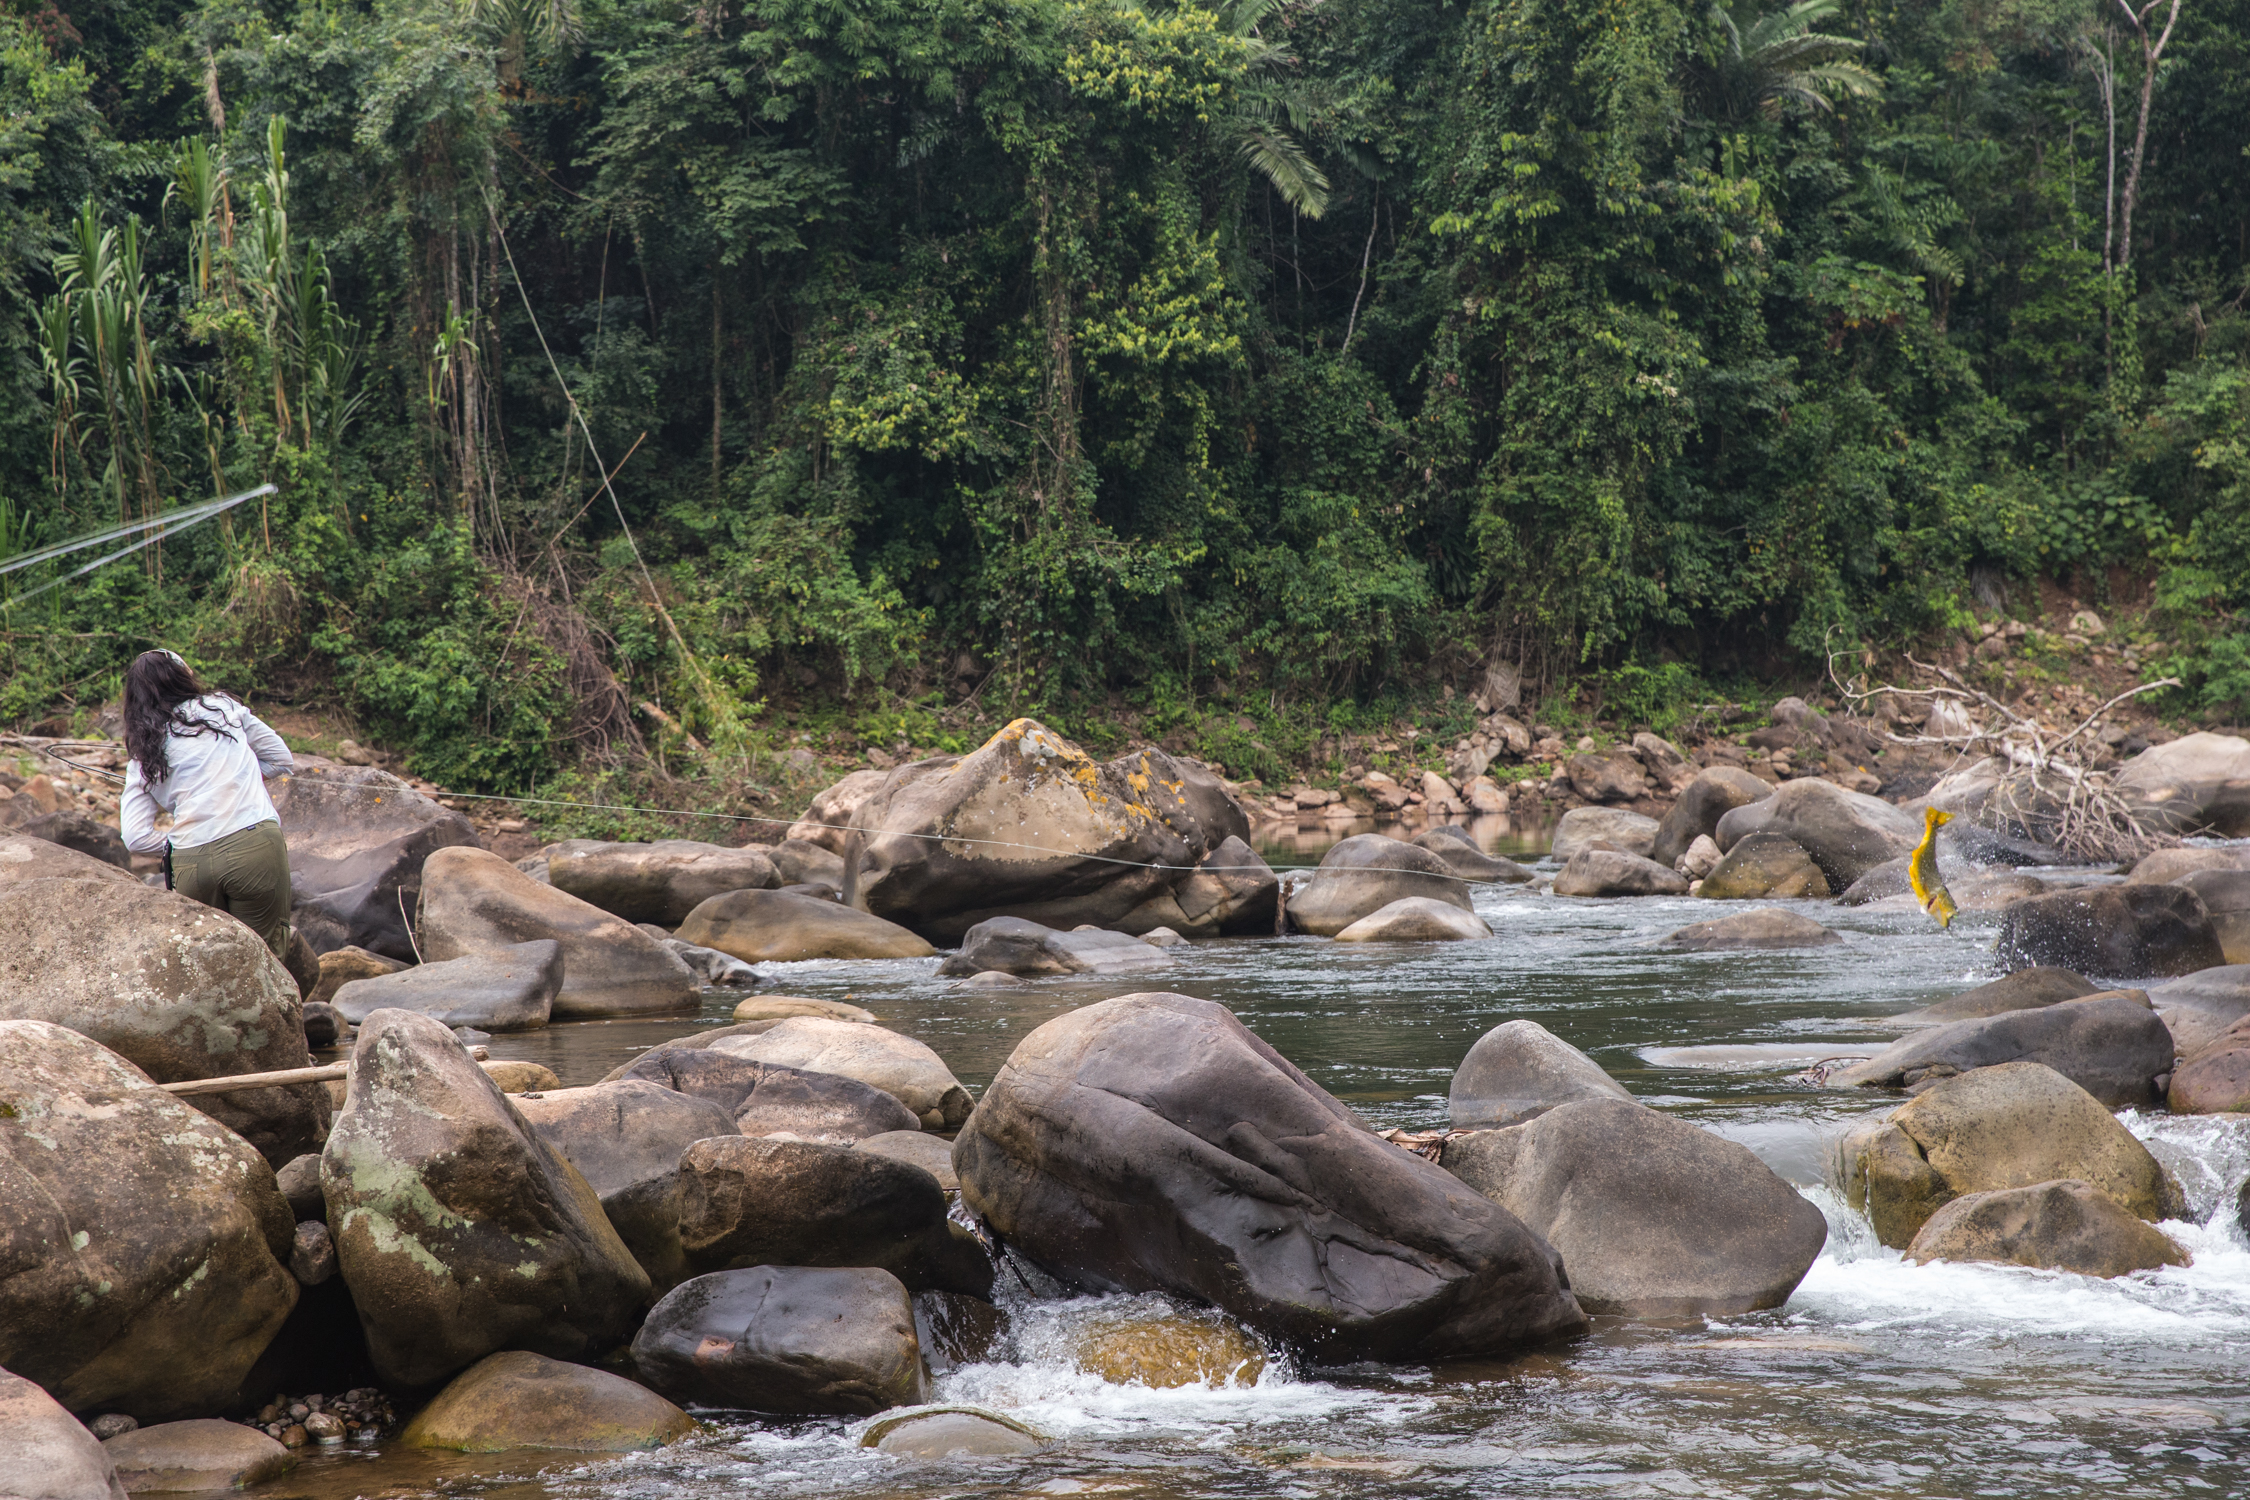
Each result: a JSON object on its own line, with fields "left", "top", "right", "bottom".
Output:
{"left": 245, "top": 1388, "right": 396, "bottom": 1446}
{"left": 88, "top": 1413, "right": 138, "bottom": 1439}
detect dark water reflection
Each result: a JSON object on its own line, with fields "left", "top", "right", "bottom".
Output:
{"left": 381, "top": 820, "right": 2250, "bottom": 1500}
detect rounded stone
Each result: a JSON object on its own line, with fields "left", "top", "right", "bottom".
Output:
{"left": 861, "top": 1406, "right": 1048, "bottom": 1458}
{"left": 100, "top": 1421, "right": 292, "bottom": 1492}
{"left": 400, "top": 1351, "right": 696, "bottom": 1452}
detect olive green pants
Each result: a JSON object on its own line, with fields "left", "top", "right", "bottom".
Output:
{"left": 171, "top": 819, "right": 293, "bottom": 959}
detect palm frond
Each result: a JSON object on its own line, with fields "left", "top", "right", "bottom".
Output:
{"left": 1239, "top": 126, "right": 1331, "bottom": 216}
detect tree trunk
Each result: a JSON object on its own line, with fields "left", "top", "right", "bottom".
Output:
{"left": 2114, "top": 0, "right": 2185, "bottom": 275}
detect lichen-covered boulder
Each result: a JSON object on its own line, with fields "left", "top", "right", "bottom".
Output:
{"left": 0, "top": 878, "right": 328, "bottom": 1164}
{"left": 548, "top": 840, "right": 781, "bottom": 927}
{"left": 418, "top": 846, "right": 699, "bottom": 1019}
{"left": 953, "top": 993, "right": 1587, "bottom": 1362}
{"left": 321, "top": 1009, "right": 650, "bottom": 1387}
{"left": 847, "top": 723, "right": 1248, "bottom": 941}
{"left": 0, "top": 834, "right": 140, "bottom": 888}
{"left": 274, "top": 768, "right": 476, "bottom": 962}
{"left": 0, "top": 1021, "right": 297, "bottom": 1422}
{"left": 1287, "top": 835, "right": 1475, "bottom": 937}
{"left": 1443, "top": 1098, "right": 1827, "bottom": 1317}
{"left": 632, "top": 1267, "right": 928, "bottom": 1416}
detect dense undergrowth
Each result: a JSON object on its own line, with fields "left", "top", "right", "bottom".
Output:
{"left": 2, "top": 0, "right": 2248, "bottom": 799}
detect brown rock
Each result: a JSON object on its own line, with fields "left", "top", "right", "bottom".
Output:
{"left": 1906, "top": 1179, "right": 2187, "bottom": 1277}
{"left": 305, "top": 946, "right": 407, "bottom": 1009}
{"left": 100, "top": 1422, "right": 292, "bottom": 1492}
{"left": 400, "top": 1351, "right": 695, "bottom": 1452}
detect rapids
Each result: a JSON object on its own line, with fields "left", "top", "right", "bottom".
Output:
{"left": 288, "top": 818, "right": 2249, "bottom": 1500}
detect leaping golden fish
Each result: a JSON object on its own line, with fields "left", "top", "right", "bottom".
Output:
{"left": 1908, "top": 806, "right": 1958, "bottom": 929}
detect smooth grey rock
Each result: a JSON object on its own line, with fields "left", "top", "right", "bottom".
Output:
{"left": 936, "top": 916, "right": 1173, "bottom": 977}
{"left": 857, "top": 1130, "right": 959, "bottom": 1191}
{"left": 0, "top": 834, "right": 141, "bottom": 889}
{"left": 953, "top": 993, "right": 1588, "bottom": 1361}
{"left": 706, "top": 1017, "right": 971, "bottom": 1130}
{"left": 397, "top": 1350, "right": 694, "bottom": 1452}
{"left": 675, "top": 888, "right": 935, "bottom": 962}
{"left": 1829, "top": 992, "right": 2173, "bottom": 1106}
{"left": 275, "top": 1154, "right": 325, "bottom": 1223}
{"left": 549, "top": 839, "right": 780, "bottom": 926}
{"left": 1659, "top": 907, "right": 1840, "bottom": 951}
{"left": 100, "top": 1421, "right": 291, "bottom": 1493}
{"left": 1552, "top": 848, "right": 1688, "bottom": 897}
{"left": 2149, "top": 964, "right": 2250, "bottom": 1059}
{"left": 329, "top": 940, "right": 561, "bottom": 1031}
{"left": 1889, "top": 967, "right": 2097, "bottom": 1026}
{"left": 1713, "top": 778, "right": 1918, "bottom": 888}
{"left": 1549, "top": 807, "right": 1660, "bottom": 863}
{"left": 662, "top": 938, "right": 761, "bottom": 988}
{"left": 1167, "top": 835, "right": 1282, "bottom": 934}
{"left": 1650, "top": 768, "right": 1772, "bottom": 868}
{"left": 0, "top": 1022, "right": 296, "bottom": 1422}
{"left": 1994, "top": 884, "right": 2225, "bottom": 980}
{"left": 1449, "top": 1019, "right": 1630, "bottom": 1129}
{"left": 1286, "top": 834, "right": 1473, "bottom": 936}
{"left": 274, "top": 768, "right": 476, "bottom": 962}
{"left": 2175, "top": 868, "right": 2250, "bottom": 964}
{"left": 1443, "top": 1098, "right": 1827, "bottom": 1317}
{"left": 632, "top": 1267, "right": 928, "bottom": 1415}
{"left": 2124, "top": 845, "right": 2250, "bottom": 885}
{"left": 0, "top": 1366, "right": 128, "bottom": 1500}
{"left": 1411, "top": 827, "right": 1534, "bottom": 884}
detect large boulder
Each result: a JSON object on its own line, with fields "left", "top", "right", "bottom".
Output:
{"left": 1442, "top": 1099, "right": 1827, "bottom": 1317}
{"left": 674, "top": 1137, "right": 992, "bottom": 1296}
{"left": 1565, "top": 751, "right": 1647, "bottom": 804}
{"left": 548, "top": 840, "right": 781, "bottom": 927}
{"left": 398, "top": 1351, "right": 695, "bottom": 1452}
{"left": 2168, "top": 1015, "right": 2250, "bottom": 1113}
{"left": 0, "top": 1366, "right": 128, "bottom": 1500}
{"left": 786, "top": 768, "right": 893, "bottom": 853}
{"left": 1334, "top": 898, "right": 1493, "bottom": 942}
{"left": 2174, "top": 868, "right": 2250, "bottom": 965}
{"left": 1827, "top": 992, "right": 2173, "bottom": 1106}
{"left": 1992, "top": 884, "right": 2224, "bottom": 980}
{"left": 1887, "top": 967, "right": 2096, "bottom": 1026}
{"left": 1650, "top": 767, "right": 1772, "bottom": 868}
{"left": 2114, "top": 732, "right": 2250, "bottom": 835}
{"left": 99, "top": 1422, "right": 291, "bottom": 1492}
{"left": 273, "top": 768, "right": 477, "bottom": 962}
{"left": 704, "top": 1017, "right": 971, "bottom": 1130}
{"left": 1828, "top": 1061, "right": 2180, "bottom": 1248}
{"left": 1548, "top": 807, "right": 1659, "bottom": 863}
{"left": 328, "top": 940, "right": 561, "bottom": 1031}
{"left": 1412, "top": 826, "right": 1534, "bottom": 884}
{"left": 673, "top": 888, "right": 935, "bottom": 962}
{"left": 513, "top": 1081, "right": 740, "bottom": 1292}
{"left": 1696, "top": 832, "right": 1829, "bottom": 900}
{"left": 10, "top": 811, "right": 130, "bottom": 870}
{"left": 1285, "top": 835, "right": 1473, "bottom": 936}
{"left": 952, "top": 993, "right": 1587, "bottom": 1362}
{"left": 1167, "top": 836, "right": 1281, "bottom": 935}
{"left": 2124, "top": 845, "right": 2250, "bottom": 885}
{"left": 935, "top": 917, "right": 1172, "bottom": 977}
{"left": 0, "top": 1021, "right": 297, "bottom": 1422}
{"left": 613, "top": 1047, "right": 921, "bottom": 1139}
{"left": 1712, "top": 778, "right": 1918, "bottom": 889}
{"left": 631, "top": 1267, "right": 928, "bottom": 1416}
{"left": 418, "top": 846, "right": 699, "bottom": 1019}
{"left": 1658, "top": 908, "right": 1840, "bottom": 951}
{"left": 845, "top": 724, "right": 1246, "bottom": 941}
{"left": 321, "top": 1009, "right": 651, "bottom": 1387}
{"left": 1552, "top": 849, "right": 1688, "bottom": 897}
{"left": 0, "top": 833, "right": 141, "bottom": 888}
{"left": 2149, "top": 965, "right": 2250, "bottom": 1061}
{"left": 0, "top": 878, "right": 328, "bottom": 1164}
{"left": 1448, "top": 1019, "right": 1631, "bottom": 1129}
{"left": 857, "top": 1130, "right": 959, "bottom": 1190}
{"left": 1905, "top": 1180, "right": 2186, "bottom": 1278}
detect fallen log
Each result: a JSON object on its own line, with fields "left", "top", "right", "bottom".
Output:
{"left": 159, "top": 1063, "right": 349, "bottom": 1097}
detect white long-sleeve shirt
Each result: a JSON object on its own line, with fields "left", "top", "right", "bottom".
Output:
{"left": 119, "top": 696, "right": 296, "bottom": 854}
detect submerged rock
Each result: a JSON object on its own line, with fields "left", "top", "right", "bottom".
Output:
{"left": 675, "top": 888, "right": 936, "bottom": 962}
{"left": 329, "top": 940, "right": 562, "bottom": 1031}
{"left": 1993, "top": 884, "right": 2224, "bottom": 980}
{"left": 1828, "top": 1061, "right": 2180, "bottom": 1249}
{"left": 1286, "top": 834, "right": 1474, "bottom": 936}
{"left": 1443, "top": 1098, "right": 1828, "bottom": 1317}
{"left": 0, "top": 1020, "right": 298, "bottom": 1423}
{"left": 953, "top": 993, "right": 1587, "bottom": 1362}
{"left": 1659, "top": 907, "right": 1840, "bottom": 951}
{"left": 632, "top": 1267, "right": 928, "bottom": 1415}
{"left": 936, "top": 916, "right": 1173, "bottom": 977}
{"left": 419, "top": 847, "right": 699, "bottom": 1019}
{"left": 399, "top": 1351, "right": 696, "bottom": 1452}
{"left": 731, "top": 995, "right": 877, "bottom": 1024}
{"left": 1448, "top": 1019, "right": 1631, "bottom": 1129}
{"left": 1906, "top": 1179, "right": 2187, "bottom": 1278}
{"left": 1333, "top": 897, "right": 1493, "bottom": 942}
{"left": 322, "top": 1009, "right": 650, "bottom": 1387}
{"left": 1827, "top": 992, "right": 2174, "bottom": 1107}
{"left": 862, "top": 1406, "right": 1048, "bottom": 1458}
{"left": 1071, "top": 1308, "right": 1266, "bottom": 1388}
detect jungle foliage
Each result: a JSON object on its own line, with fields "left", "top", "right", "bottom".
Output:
{"left": 1, "top": 0, "right": 2246, "bottom": 787}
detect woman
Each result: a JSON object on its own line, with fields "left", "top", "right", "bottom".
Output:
{"left": 119, "top": 650, "right": 297, "bottom": 958}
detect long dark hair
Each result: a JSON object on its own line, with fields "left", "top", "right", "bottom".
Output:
{"left": 124, "top": 651, "right": 236, "bottom": 783}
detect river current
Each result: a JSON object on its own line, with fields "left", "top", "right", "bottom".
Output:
{"left": 291, "top": 820, "right": 2250, "bottom": 1500}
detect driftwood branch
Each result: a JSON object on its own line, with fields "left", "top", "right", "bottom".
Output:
{"left": 161, "top": 1063, "right": 348, "bottom": 1096}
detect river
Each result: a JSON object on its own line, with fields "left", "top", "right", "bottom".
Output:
{"left": 289, "top": 817, "right": 2250, "bottom": 1500}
